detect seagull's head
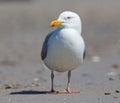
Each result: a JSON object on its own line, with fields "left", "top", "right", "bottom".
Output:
{"left": 50, "top": 11, "right": 82, "bottom": 31}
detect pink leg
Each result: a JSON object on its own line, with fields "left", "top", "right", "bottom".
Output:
{"left": 58, "top": 71, "right": 80, "bottom": 94}
{"left": 49, "top": 71, "right": 59, "bottom": 94}
{"left": 66, "top": 70, "right": 71, "bottom": 93}
{"left": 51, "top": 71, "right": 55, "bottom": 92}
{"left": 48, "top": 70, "right": 79, "bottom": 94}
{"left": 65, "top": 71, "right": 79, "bottom": 93}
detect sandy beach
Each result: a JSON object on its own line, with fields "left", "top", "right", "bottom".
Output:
{"left": 0, "top": 0, "right": 120, "bottom": 103}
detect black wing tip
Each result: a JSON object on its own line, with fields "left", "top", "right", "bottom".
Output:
{"left": 83, "top": 49, "right": 86, "bottom": 59}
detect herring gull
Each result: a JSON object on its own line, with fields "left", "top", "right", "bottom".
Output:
{"left": 41, "top": 11, "right": 85, "bottom": 93}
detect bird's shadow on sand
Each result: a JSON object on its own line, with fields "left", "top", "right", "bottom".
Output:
{"left": 10, "top": 90, "right": 51, "bottom": 95}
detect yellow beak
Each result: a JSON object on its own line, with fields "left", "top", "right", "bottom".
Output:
{"left": 50, "top": 20, "right": 63, "bottom": 27}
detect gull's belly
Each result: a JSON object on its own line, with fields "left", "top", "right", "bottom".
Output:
{"left": 44, "top": 32, "right": 84, "bottom": 72}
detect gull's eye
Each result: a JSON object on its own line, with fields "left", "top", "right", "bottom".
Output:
{"left": 67, "top": 17, "right": 71, "bottom": 19}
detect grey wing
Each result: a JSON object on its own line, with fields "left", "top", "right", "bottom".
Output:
{"left": 41, "top": 32, "right": 53, "bottom": 60}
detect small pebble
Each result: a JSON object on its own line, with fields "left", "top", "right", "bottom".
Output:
{"left": 34, "top": 78, "right": 39, "bottom": 82}
{"left": 109, "top": 77, "right": 115, "bottom": 80}
{"left": 31, "top": 83, "right": 39, "bottom": 87}
{"left": 34, "top": 84, "right": 39, "bottom": 87}
{"left": 91, "top": 56, "right": 101, "bottom": 63}
{"left": 4, "top": 84, "right": 12, "bottom": 89}
{"left": 115, "top": 90, "right": 120, "bottom": 93}
{"left": 112, "top": 64, "right": 119, "bottom": 70}
{"left": 104, "top": 92, "right": 111, "bottom": 95}
{"left": 4, "top": 83, "right": 21, "bottom": 89}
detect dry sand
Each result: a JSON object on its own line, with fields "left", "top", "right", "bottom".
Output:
{"left": 0, "top": 0, "right": 120, "bottom": 103}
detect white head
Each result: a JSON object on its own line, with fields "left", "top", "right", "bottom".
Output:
{"left": 50, "top": 11, "right": 82, "bottom": 33}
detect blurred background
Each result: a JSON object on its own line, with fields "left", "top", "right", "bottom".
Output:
{"left": 0, "top": 0, "right": 120, "bottom": 88}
